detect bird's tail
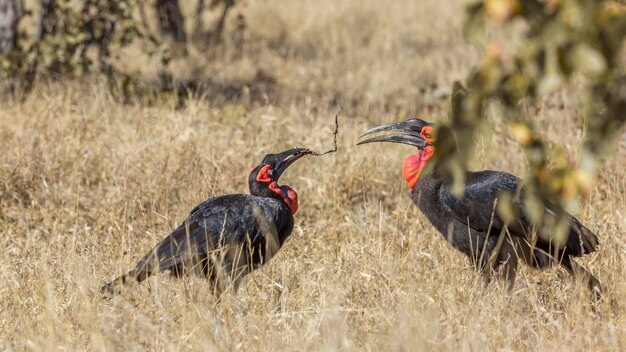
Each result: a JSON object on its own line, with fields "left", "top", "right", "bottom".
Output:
{"left": 561, "top": 256, "right": 603, "bottom": 300}
{"left": 101, "top": 271, "right": 137, "bottom": 297}
{"left": 101, "top": 254, "right": 160, "bottom": 296}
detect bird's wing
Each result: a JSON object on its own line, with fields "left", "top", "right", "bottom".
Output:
{"left": 438, "top": 171, "right": 518, "bottom": 234}
{"left": 130, "top": 204, "right": 221, "bottom": 280}
{"left": 131, "top": 195, "right": 290, "bottom": 280}
{"left": 438, "top": 171, "right": 598, "bottom": 257}
{"left": 531, "top": 198, "right": 599, "bottom": 256}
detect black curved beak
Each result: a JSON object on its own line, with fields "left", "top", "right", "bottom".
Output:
{"left": 357, "top": 118, "right": 430, "bottom": 148}
{"left": 273, "top": 147, "right": 309, "bottom": 180}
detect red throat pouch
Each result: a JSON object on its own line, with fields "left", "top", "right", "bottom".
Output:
{"left": 269, "top": 182, "right": 298, "bottom": 214}
{"left": 402, "top": 146, "right": 435, "bottom": 189}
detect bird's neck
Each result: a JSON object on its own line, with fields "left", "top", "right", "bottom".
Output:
{"left": 403, "top": 146, "right": 436, "bottom": 189}
{"left": 249, "top": 166, "right": 299, "bottom": 214}
{"left": 250, "top": 181, "right": 299, "bottom": 214}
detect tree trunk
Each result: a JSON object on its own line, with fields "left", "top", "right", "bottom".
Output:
{"left": 0, "top": 0, "right": 22, "bottom": 53}
{"left": 36, "top": 0, "right": 56, "bottom": 40}
{"left": 156, "top": 0, "right": 186, "bottom": 43}
{"left": 193, "top": 0, "right": 204, "bottom": 36}
{"left": 210, "top": 0, "right": 234, "bottom": 45}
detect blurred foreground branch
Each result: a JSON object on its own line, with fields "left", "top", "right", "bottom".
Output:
{"left": 437, "top": 0, "right": 626, "bottom": 243}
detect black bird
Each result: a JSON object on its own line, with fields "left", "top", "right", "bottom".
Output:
{"left": 358, "top": 118, "right": 602, "bottom": 294}
{"left": 102, "top": 148, "right": 308, "bottom": 295}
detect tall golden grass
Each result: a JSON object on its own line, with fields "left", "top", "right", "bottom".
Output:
{"left": 1, "top": 0, "right": 625, "bottom": 350}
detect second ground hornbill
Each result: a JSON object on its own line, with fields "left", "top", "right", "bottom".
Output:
{"left": 102, "top": 148, "right": 308, "bottom": 295}
{"left": 358, "top": 118, "right": 602, "bottom": 294}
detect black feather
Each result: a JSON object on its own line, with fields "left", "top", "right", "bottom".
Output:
{"left": 102, "top": 148, "right": 305, "bottom": 296}
{"left": 412, "top": 169, "right": 601, "bottom": 294}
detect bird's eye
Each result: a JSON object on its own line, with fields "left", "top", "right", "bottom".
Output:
{"left": 420, "top": 126, "right": 435, "bottom": 142}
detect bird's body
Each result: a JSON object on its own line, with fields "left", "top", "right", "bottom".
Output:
{"left": 358, "top": 118, "right": 602, "bottom": 294}
{"left": 413, "top": 171, "right": 504, "bottom": 268}
{"left": 130, "top": 195, "right": 293, "bottom": 289}
{"left": 102, "top": 148, "right": 307, "bottom": 295}
{"left": 413, "top": 169, "right": 600, "bottom": 290}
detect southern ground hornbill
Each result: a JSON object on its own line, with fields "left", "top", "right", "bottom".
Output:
{"left": 102, "top": 148, "right": 309, "bottom": 295}
{"left": 358, "top": 118, "right": 602, "bottom": 294}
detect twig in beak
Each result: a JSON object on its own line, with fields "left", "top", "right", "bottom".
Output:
{"left": 304, "top": 114, "right": 339, "bottom": 156}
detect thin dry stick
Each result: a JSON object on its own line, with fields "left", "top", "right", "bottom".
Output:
{"left": 303, "top": 114, "right": 339, "bottom": 156}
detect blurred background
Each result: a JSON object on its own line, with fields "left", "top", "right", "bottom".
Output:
{"left": 0, "top": 0, "right": 474, "bottom": 114}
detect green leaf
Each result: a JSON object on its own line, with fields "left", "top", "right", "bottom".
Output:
{"left": 568, "top": 43, "right": 607, "bottom": 77}
{"left": 450, "top": 81, "right": 470, "bottom": 124}
{"left": 464, "top": 1, "right": 488, "bottom": 46}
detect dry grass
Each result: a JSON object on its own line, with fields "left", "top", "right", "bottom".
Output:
{"left": 1, "top": 0, "right": 626, "bottom": 351}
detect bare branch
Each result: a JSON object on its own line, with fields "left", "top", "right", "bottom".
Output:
{"left": 303, "top": 114, "right": 339, "bottom": 157}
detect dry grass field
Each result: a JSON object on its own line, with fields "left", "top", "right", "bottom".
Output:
{"left": 1, "top": 0, "right": 625, "bottom": 350}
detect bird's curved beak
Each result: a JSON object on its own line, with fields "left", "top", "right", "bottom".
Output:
{"left": 357, "top": 119, "right": 429, "bottom": 148}
{"left": 273, "top": 147, "right": 309, "bottom": 180}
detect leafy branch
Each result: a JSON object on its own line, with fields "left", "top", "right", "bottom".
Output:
{"left": 438, "top": 0, "right": 626, "bottom": 244}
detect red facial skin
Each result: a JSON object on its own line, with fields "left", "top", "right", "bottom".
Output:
{"left": 256, "top": 165, "right": 273, "bottom": 183}
{"left": 420, "top": 126, "right": 435, "bottom": 144}
{"left": 255, "top": 165, "right": 298, "bottom": 214}
{"left": 402, "top": 126, "right": 436, "bottom": 189}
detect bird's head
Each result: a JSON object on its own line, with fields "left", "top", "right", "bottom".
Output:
{"left": 248, "top": 147, "right": 308, "bottom": 214}
{"left": 357, "top": 118, "right": 436, "bottom": 189}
